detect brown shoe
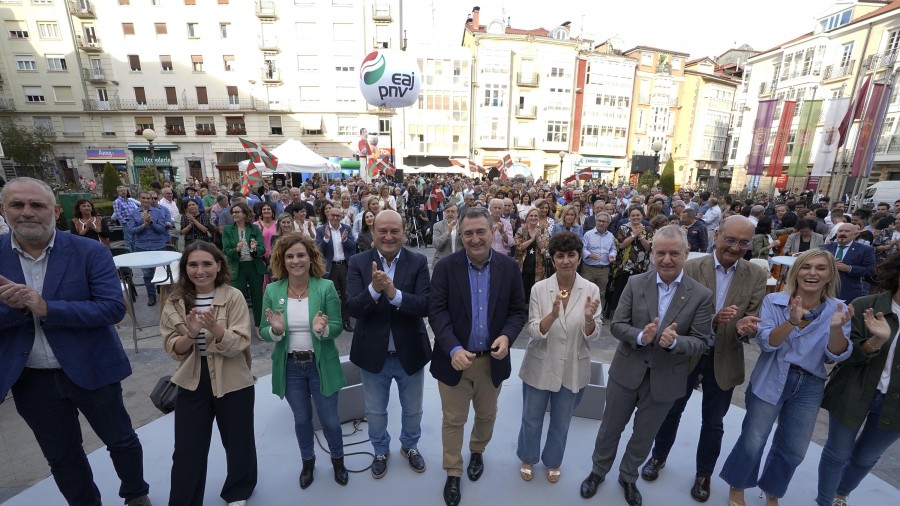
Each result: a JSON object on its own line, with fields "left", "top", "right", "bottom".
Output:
{"left": 640, "top": 457, "right": 665, "bottom": 481}
{"left": 690, "top": 474, "right": 710, "bottom": 502}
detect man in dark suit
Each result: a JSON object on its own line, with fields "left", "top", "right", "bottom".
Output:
{"left": 429, "top": 206, "right": 527, "bottom": 506}
{"left": 820, "top": 223, "right": 876, "bottom": 303}
{"left": 581, "top": 225, "right": 713, "bottom": 506}
{"left": 317, "top": 206, "right": 357, "bottom": 331}
{"left": 347, "top": 210, "right": 432, "bottom": 479}
{"left": 0, "top": 178, "right": 151, "bottom": 506}
{"left": 641, "top": 216, "right": 767, "bottom": 502}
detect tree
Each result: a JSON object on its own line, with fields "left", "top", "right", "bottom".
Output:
{"left": 638, "top": 171, "right": 654, "bottom": 189}
{"left": 138, "top": 167, "right": 157, "bottom": 191}
{"left": 101, "top": 162, "right": 120, "bottom": 201}
{"left": 659, "top": 157, "right": 676, "bottom": 196}
{"left": 0, "top": 120, "right": 55, "bottom": 169}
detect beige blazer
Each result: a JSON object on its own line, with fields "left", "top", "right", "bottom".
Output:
{"left": 160, "top": 284, "right": 255, "bottom": 397}
{"left": 519, "top": 273, "right": 602, "bottom": 393}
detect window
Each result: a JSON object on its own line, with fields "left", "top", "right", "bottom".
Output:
{"left": 888, "top": 30, "right": 900, "bottom": 54}
{"left": 548, "top": 66, "right": 565, "bottom": 77}
{"left": 333, "top": 22, "right": 353, "bottom": 41}
{"left": 37, "top": 22, "right": 60, "bottom": 39}
{"left": 196, "top": 86, "right": 208, "bottom": 104}
{"left": 155, "top": 23, "right": 167, "bottom": 35}
{"left": 187, "top": 22, "right": 198, "bottom": 38}
{"left": 226, "top": 85, "right": 239, "bottom": 105}
{"left": 295, "top": 22, "right": 316, "bottom": 41}
{"left": 336, "top": 86, "right": 356, "bottom": 102}
{"left": 299, "top": 86, "right": 320, "bottom": 102}
{"left": 101, "top": 116, "right": 115, "bottom": 135}
{"left": 379, "top": 119, "right": 390, "bottom": 133}
{"left": 223, "top": 55, "right": 234, "bottom": 71}
{"left": 7, "top": 21, "right": 28, "bottom": 39}
{"left": 269, "top": 116, "right": 283, "bottom": 135}
{"left": 840, "top": 42, "right": 854, "bottom": 69}
{"left": 24, "top": 86, "right": 45, "bottom": 103}
{"left": 46, "top": 55, "right": 67, "bottom": 71}
{"left": 220, "top": 22, "right": 229, "bottom": 38}
{"left": 122, "top": 23, "right": 135, "bottom": 36}
{"left": 337, "top": 117, "right": 356, "bottom": 136}
{"left": 195, "top": 116, "right": 215, "bottom": 134}
{"left": 671, "top": 57, "right": 682, "bottom": 70}
{"left": 483, "top": 83, "right": 507, "bottom": 107}
{"left": 335, "top": 65, "right": 355, "bottom": 72}
{"left": 165, "top": 116, "right": 185, "bottom": 134}
{"left": 62, "top": 117, "right": 83, "bottom": 136}
{"left": 297, "top": 55, "right": 317, "bottom": 71}
{"left": 225, "top": 115, "right": 245, "bottom": 134}
{"left": 97, "top": 88, "right": 108, "bottom": 102}
{"left": 34, "top": 116, "right": 53, "bottom": 134}
{"left": 128, "top": 54, "right": 141, "bottom": 71}
{"left": 134, "top": 87, "right": 146, "bottom": 105}
{"left": 15, "top": 54, "right": 36, "bottom": 71}
{"left": 165, "top": 87, "right": 177, "bottom": 105}
{"left": 135, "top": 116, "right": 154, "bottom": 132}
{"left": 160, "top": 55, "right": 173, "bottom": 71}
{"left": 191, "top": 55, "right": 204, "bottom": 72}
{"left": 53, "top": 86, "right": 74, "bottom": 103}
{"left": 546, "top": 120, "right": 569, "bottom": 143}
{"left": 641, "top": 52, "right": 653, "bottom": 66}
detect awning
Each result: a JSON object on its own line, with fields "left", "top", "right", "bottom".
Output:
{"left": 83, "top": 158, "right": 127, "bottom": 164}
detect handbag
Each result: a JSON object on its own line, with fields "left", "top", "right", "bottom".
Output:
{"left": 150, "top": 375, "right": 178, "bottom": 414}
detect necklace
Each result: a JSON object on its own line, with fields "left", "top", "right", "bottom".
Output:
{"left": 288, "top": 283, "right": 309, "bottom": 301}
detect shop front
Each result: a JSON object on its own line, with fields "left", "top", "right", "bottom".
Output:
{"left": 84, "top": 148, "right": 128, "bottom": 182}
{"left": 128, "top": 143, "right": 180, "bottom": 183}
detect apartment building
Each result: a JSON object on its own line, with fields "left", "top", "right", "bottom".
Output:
{"left": 0, "top": 0, "right": 403, "bottom": 185}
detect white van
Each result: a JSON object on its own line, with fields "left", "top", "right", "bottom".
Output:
{"left": 859, "top": 181, "right": 900, "bottom": 209}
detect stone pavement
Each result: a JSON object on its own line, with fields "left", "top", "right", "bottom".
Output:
{"left": 1, "top": 245, "right": 898, "bottom": 504}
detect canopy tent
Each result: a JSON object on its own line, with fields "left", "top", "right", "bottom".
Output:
{"left": 411, "top": 164, "right": 466, "bottom": 174}
{"left": 237, "top": 138, "right": 340, "bottom": 174}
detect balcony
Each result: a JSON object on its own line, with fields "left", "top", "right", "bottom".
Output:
{"left": 81, "top": 67, "right": 105, "bottom": 82}
{"left": 516, "top": 72, "right": 539, "bottom": 87}
{"left": 195, "top": 128, "right": 216, "bottom": 136}
{"left": 372, "top": 4, "right": 391, "bottom": 21}
{"left": 515, "top": 105, "right": 537, "bottom": 119}
{"left": 823, "top": 61, "right": 854, "bottom": 80}
{"left": 513, "top": 137, "right": 535, "bottom": 149}
{"left": 262, "top": 68, "right": 282, "bottom": 84}
{"left": 83, "top": 97, "right": 275, "bottom": 112}
{"left": 165, "top": 125, "right": 186, "bottom": 136}
{"left": 372, "top": 37, "right": 391, "bottom": 49}
{"left": 865, "top": 50, "right": 898, "bottom": 70}
{"left": 0, "top": 97, "right": 15, "bottom": 111}
{"left": 259, "top": 37, "right": 280, "bottom": 52}
{"left": 225, "top": 125, "right": 247, "bottom": 136}
{"left": 656, "top": 63, "right": 671, "bottom": 75}
{"left": 758, "top": 82, "right": 770, "bottom": 96}
{"left": 75, "top": 35, "right": 102, "bottom": 52}
{"left": 255, "top": 0, "right": 276, "bottom": 19}
{"left": 69, "top": 0, "right": 96, "bottom": 18}
{"left": 876, "top": 134, "right": 900, "bottom": 154}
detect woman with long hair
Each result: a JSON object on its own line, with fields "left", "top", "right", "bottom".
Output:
{"left": 339, "top": 192, "right": 356, "bottom": 228}
{"left": 377, "top": 184, "right": 396, "bottom": 211}
{"left": 180, "top": 199, "right": 212, "bottom": 247}
{"left": 751, "top": 216, "right": 779, "bottom": 265}
{"left": 607, "top": 206, "right": 652, "bottom": 318}
{"left": 260, "top": 233, "right": 347, "bottom": 489}
{"left": 254, "top": 202, "right": 278, "bottom": 260}
{"left": 222, "top": 202, "right": 267, "bottom": 339}
{"left": 70, "top": 198, "right": 109, "bottom": 244}
{"left": 519, "top": 192, "right": 534, "bottom": 220}
{"left": 356, "top": 210, "right": 376, "bottom": 254}
{"left": 353, "top": 195, "right": 381, "bottom": 239}
{"left": 720, "top": 248, "right": 853, "bottom": 506}
{"left": 317, "top": 200, "right": 334, "bottom": 227}
{"left": 534, "top": 198, "right": 556, "bottom": 229}
{"left": 159, "top": 241, "right": 257, "bottom": 506}
{"left": 515, "top": 207, "right": 551, "bottom": 302}
{"left": 274, "top": 212, "right": 294, "bottom": 245}
{"left": 550, "top": 204, "right": 583, "bottom": 237}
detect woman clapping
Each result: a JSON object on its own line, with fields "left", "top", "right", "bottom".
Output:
{"left": 180, "top": 199, "right": 212, "bottom": 246}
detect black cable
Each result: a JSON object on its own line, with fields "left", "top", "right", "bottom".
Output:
{"left": 313, "top": 418, "right": 375, "bottom": 473}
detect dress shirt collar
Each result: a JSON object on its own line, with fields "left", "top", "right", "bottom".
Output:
{"left": 11, "top": 229, "right": 56, "bottom": 260}
{"left": 467, "top": 250, "right": 493, "bottom": 271}
{"left": 655, "top": 270, "right": 684, "bottom": 289}
{"left": 377, "top": 247, "right": 402, "bottom": 269}
{"left": 713, "top": 252, "right": 737, "bottom": 274}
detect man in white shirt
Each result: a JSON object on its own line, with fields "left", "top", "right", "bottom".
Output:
{"left": 317, "top": 207, "right": 357, "bottom": 332}
{"left": 158, "top": 188, "right": 180, "bottom": 219}
{"left": 581, "top": 212, "right": 617, "bottom": 308}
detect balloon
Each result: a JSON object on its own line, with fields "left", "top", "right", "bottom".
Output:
{"left": 359, "top": 50, "right": 421, "bottom": 108}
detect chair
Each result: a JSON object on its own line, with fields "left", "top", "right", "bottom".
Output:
{"left": 151, "top": 260, "right": 180, "bottom": 311}
{"left": 749, "top": 258, "right": 778, "bottom": 292}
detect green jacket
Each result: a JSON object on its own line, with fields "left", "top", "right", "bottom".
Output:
{"left": 260, "top": 277, "right": 345, "bottom": 398}
{"left": 823, "top": 292, "right": 900, "bottom": 431}
{"left": 221, "top": 223, "right": 267, "bottom": 278}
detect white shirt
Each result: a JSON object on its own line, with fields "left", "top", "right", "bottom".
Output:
{"left": 12, "top": 232, "right": 60, "bottom": 368}
{"left": 368, "top": 249, "right": 404, "bottom": 351}
{"left": 158, "top": 198, "right": 180, "bottom": 220}
{"left": 328, "top": 225, "right": 346, "bottom": 261}
{"left": 635, "top": 271, "right": 684, "bottom": 349}
{"left": 703, "top": 205, "right": 722, "bottom": 231}
{"left": 881, "top": 302, "right": 900, "bottom": 393}
{"left": 287, "top": 298, "right": 314, "bottom": 352}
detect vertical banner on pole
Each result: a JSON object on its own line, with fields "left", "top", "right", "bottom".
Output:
{"left": 851, "top": 83, "right": 892, "bottom": 177}
{"left": 746, "top": 99, "right": 778, "bottom": 176}
{"left": 787, "top": 99, "right": 823, "bottom": 177}
{"left": 767, "top": 100, "right": 797, "bottom": 177}
{"left": 811, "top": 97, "right": 851, "bottom": 176}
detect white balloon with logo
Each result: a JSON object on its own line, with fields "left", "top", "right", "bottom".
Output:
{"left": 359, "top": 50, "right": 421, "bottom": 108}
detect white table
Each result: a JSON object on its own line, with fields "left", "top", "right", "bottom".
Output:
{"left": 688, "top": 251, "right": 710, "bottom": 260}
{"left": 771, "top": 255, "right": 797, "bottom": 291}
{"left": 114, "top": 251, "right": 182, "bottom": 351}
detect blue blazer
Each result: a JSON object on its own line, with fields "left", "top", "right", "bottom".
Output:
{"left": 346, "top": 247, "right": 432, "bottom": 375}
{"left": 315, "top": 223, "right": 357, "bottom": 277}
{"left": 428, "top": 249, "right": 527, "bottom": 387}
{"left": 0, "top": 232, "right": 130, "bottom": 401}
{"left": 821, "top": 241, "right": 876, "bottom": 303}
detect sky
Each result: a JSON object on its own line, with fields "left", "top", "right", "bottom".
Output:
{"left": 404, "top": 0, "right": 843, "bottom": 58}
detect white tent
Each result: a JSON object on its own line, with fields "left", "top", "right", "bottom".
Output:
{"left": 238, "top": 138, "right": 340, "bottom": 173}
{"left": 414, "top": 164, "right": 466, "bottom": 174}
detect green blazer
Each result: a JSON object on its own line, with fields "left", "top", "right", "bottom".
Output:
{"left": 222, "top": 223, "right": 267, "bottom": 278}
{"left": 260, "top": 277, "right": 346, "bottom": 398}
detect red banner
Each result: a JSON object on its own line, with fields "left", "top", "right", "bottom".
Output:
{"left": 851, "top": 83, "right": 891, "bottom": 177}
{"left": 805, "top": 176, "right": 821, "bottom": 191}
{"left": 767, "top": 100, "right": 796, "bottom": 177}
{"left": 775, "top": 174, "right": 789, "bottom": 190}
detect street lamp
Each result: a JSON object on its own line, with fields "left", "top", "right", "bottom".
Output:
{"left": 650, "top": 140, "right": 663, "bottom": 188}
{"left": 558, "top": 150, "right": 567, "bottom": 187}
{"left": 142, "top": 128, "right": 157, "bottom": 181}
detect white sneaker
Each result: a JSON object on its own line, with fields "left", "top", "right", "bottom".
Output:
{"left": 227, "top": 501, "right": 247, "bottom": 506}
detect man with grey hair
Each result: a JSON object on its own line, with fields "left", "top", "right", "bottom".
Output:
{"left": 582, "top": 211, "right": 616, "bottom": 308}
{"left": 581, "top": 225, "right": 713, "bottom": 506}
{"left": 488, "top": 198, "right": 512, "bottom": 255}
{"left": 681, "top": 208, "right": 708, "bottom": 253}
{"left": 748, "top": 205, "right": 765, "bottom": 227}
{"left": 0, "top": 178, "right": 151, "bottom": 506}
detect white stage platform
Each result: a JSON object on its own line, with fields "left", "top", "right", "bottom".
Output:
{"left": 8, "top": 350, "right": 900, "bottom": 505}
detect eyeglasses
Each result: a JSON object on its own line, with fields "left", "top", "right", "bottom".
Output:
{"left": 722, "top": 237, "right": 752, "bottom": 250}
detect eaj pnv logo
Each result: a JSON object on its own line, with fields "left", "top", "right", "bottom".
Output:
{"left": 361, "top": 51, "right": 386, "bottom": 85}
{"left": 359, "top": 50, "right": 421, "bottom": 108}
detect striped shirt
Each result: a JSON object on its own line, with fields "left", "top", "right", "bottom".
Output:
{"left": 193, "top": 292, "right": 214, "bottom": 357}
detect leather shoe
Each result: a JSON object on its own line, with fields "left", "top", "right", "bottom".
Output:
{"left": 402, "top": 447, "right": 426, "bottom": 473}
{"left": 621, "top": 480, "right": 643, "bottom": 506}
{"left": 580, "top": 472, "right": 605, "bottom": 498}
{"left": 466, "top": 452, "right": 484, "bottom": 481}
{"left": 640, "top": 457, "right": 665, "bottom": 481}
{"left": 332, "top": 457, "right": 348, "bottom": 486}
{"left": 299, "top": 457, "right": 315, "bottom": 489}
{"left": 443, "top": 476, "right": 461, "bottom": 506}
{"left": 371, "top": 454, "right": 388, "bottom": 479}
{"left": 343, "top": 323, "right": 354, "bottom": 332}
{"left": 147, "top": 296, "right": 157, "bottom": 307}
{"left": 691, "top": 474, "right": 710, "bottom": 502}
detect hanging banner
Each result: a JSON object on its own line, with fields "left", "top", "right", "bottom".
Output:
{"left": 767, "top": 100, "right": 796, "bottom": 177}
{"left": 851, "top": 83, "right": 892, "bottom": 177}
{"left": 775, "top": 174, "right": 789, "bottom": 190}
{"left": 746, "top": 99, "right": 778, "bottom": 176}
{"left": 787, "top": 99, "right": 823, "bottom": 177}
{"left": 806, "top": 176, "right": 821, "bottom": 190}
{"left": 812, "top": 97, "right": 851, "bottom": 176}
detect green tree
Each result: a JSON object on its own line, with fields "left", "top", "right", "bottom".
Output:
{"left": 659, "top": 158, "right": 675, "bottom": 195}
{"left": 138, "top": 167, "right": 157, "bottom": 191}
{"left": 0, "top": 120, "right": 55, "bottom": 169}
{"left": 101, "top": 162, "right": 120, "bottom": 201}
{"left": 638, "top": 171, "right": 654, "bottom": 189}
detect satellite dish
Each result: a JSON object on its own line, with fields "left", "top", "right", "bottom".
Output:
{"left": 487, "top": 20, "right": 505, "bottom": 34}
{"left": 550, "top": 27, "right": 569, "bottom": 40}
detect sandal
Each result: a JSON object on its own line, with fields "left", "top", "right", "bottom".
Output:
{"left": 547, "top": 468, "right": 561, "bottom": 483}
{"left": 519, "top": 463, "right": 533, "bottom": 481}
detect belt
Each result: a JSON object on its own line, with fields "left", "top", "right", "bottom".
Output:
{"left": 789, "top": 363, "right": 813, "bottom": 375}
{"left": 289, "top": 350, "right": 315, "bottom": 362}
{"left": 469, "top": 350, "right": 491, "bottom": 357}
{"left": 331, "top": 260, "right": 346, "bottom": 265}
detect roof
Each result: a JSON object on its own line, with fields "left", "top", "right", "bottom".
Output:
{"left": 686, "top": 57, "right": 717, "bottom": 66}
{"left": 465, "top": 22, "right": 551, "bottom": 37}
{"left": 622, "top": 45, "right": 690, "bottom": 57}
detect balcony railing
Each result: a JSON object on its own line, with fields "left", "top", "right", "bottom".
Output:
{"left": 372, "top": 4, "right": 391, "bottom": 21}
{"left": 515, "top": 105, "right": 536, "bottom": 119}
{"left": 865, "top": 50, "right": 898, "bottom": 70}
{"left": 69, "top": 0, "right": 96, "bottom": 18}
{"left": 876, "top": 134, "right": 900, "bottom": 154}
{"left": 226, "top": 126, "right": 247, "bottom": 135}
{"left": 758, "top": 82, "right": 769, "bottom": 96}
{"left": 81, "top": 67, "right": 105, "bottom": 82}
{"left": 656, "top": 63, "right": 671, "bottom": 75}
{"left": 165, "top": 125, "right": 186, "bottom": 136}
{"left": 75, "top": 35, "right": 102, "bottom": 52}
{"left": 513, "top": 137, "right": 535, "bottom": 149}
{"left": 823, "top": 61, "right": 854, "bottom": 80}
{"left": 83, "top": 97, "right": 276, "bottom": 112}
{"left": 195, "top": 128, "right": 216, "bottom": 135}
{"left": 516, "top": 72, "right": 539, "bottom": 87}
{"left": 259, "top": 37, "right": 279, "bottom": 51}
{"left": 0, "top": 97, "right": 15, "bottom": 111}
{"left": 255, "top": 0, "right": 276, "bottom": 18}
{"left": 262, "top": 68, "right": 281, "bottom": 83}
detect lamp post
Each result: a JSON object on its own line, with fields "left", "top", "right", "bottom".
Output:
{"left": 142, "top": 128, "right": 157, "bottom": 181}
{"left": 558, "top": 150, "right": 567, "bottom": 187}
{"left": 650, "top": 140, "right": 663, "bottom": 189}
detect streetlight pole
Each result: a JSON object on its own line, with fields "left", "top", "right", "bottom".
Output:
{"left": 558, "top": 150, "right": 567, "bottom": 188}
{"left": 650, "top": 140, "right": 663, "bottom": 189}
{"left": 142, "top": 128, "right": 157, "bottom": 183}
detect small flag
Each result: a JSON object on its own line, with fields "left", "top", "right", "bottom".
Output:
{"left": 368, "top": 158, "right": 392, "bottom": 177}
{"left": 576, "top": 167, "right": 592, "bottom": 181}
{"left": 239, "top": 137, "right": 278, "bottom": 170}
{"left": 468, "top": 160, "right": 486, "bottom": 174}
{"left": 239, "top": 172, "right": 251, "bottom": 196}
{"left": 497, "top": 154, "right": 513, "bottom": 180}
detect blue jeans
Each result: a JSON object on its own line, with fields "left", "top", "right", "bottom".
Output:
{"left": 11, "top": 368, "right": 148, "bottom": 505}
{"left": 359, "top": 356, "right": 425, "bottom": 455}
{"left": 516, "top": 383, "right": 583, "bottom": 468}
{"left": 132, "top": 246, "right": 159, "bottom": 298}
{"left": 284, "top": 358, "right": 343, "bottom": 460}
{"left": 719, "top": 368, "right": 824, "bottom": 498}
{"left": 816, "top": 391, "right": 900, "bottom": 506}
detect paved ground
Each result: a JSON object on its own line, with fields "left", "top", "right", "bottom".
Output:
{"left": 1, "top": 245, "right": 898, "bottom": 504}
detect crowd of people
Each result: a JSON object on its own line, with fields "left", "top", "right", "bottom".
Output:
{"left": 0, "top": 173, "right": 899, "bottom": 506}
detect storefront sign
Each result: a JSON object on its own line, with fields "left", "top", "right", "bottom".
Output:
{"left": 86, "top": 149, "right": 126, "bottom": 159}
{"left": 132, "top": 150, "right": 172, "bottom": 167}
